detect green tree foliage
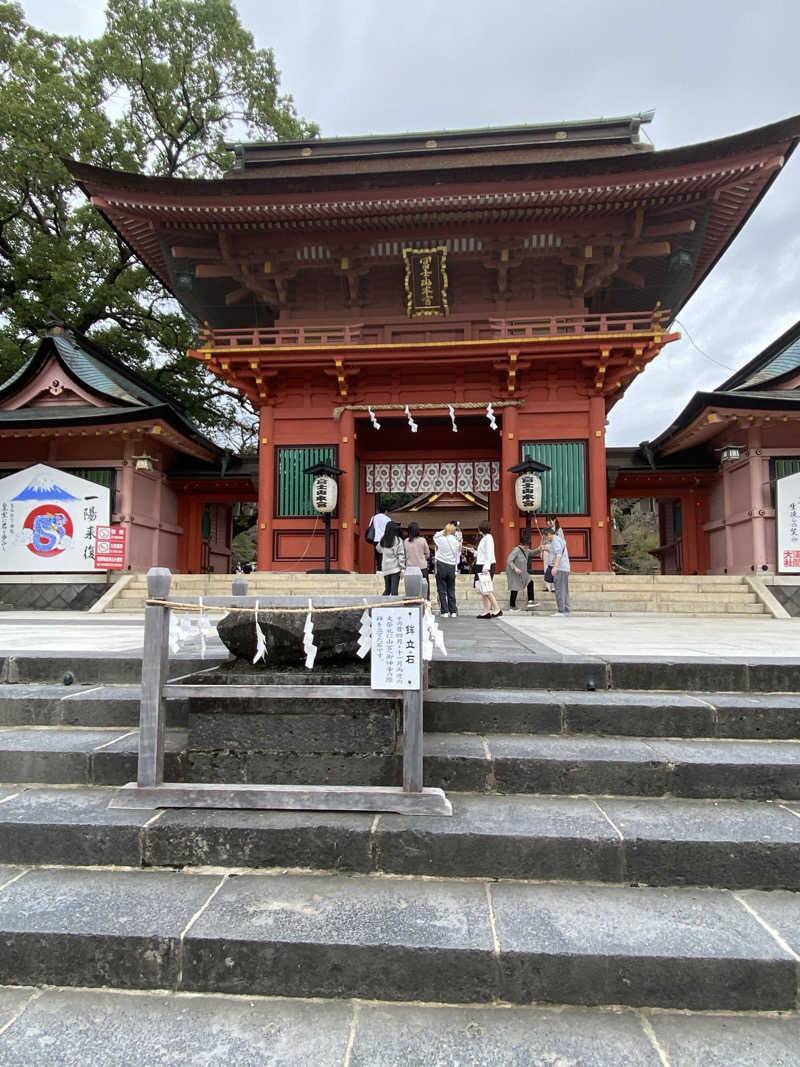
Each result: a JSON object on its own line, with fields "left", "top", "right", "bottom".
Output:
{"left": 612, "top": 498, "right": 660, "bottom": 574}
{"left": 0, "top": 0, "right": 316, "bottom": 444}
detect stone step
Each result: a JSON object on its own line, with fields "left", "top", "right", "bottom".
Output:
{"left": 3, "top": 725, "right": 800, "bottom": 799}
{"left": 0, "top": 864, "right": 797, "bottom": 1010}
{"left": 3, "top": 784, "right": 800, "bottom": 892}
{"left": 2, "top": 986, "right": 799, "bottom": 1066}
{"left": 4, "top": 683, "right": 799, "bottom": 741}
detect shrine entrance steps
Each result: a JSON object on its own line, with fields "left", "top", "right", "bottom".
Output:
{"left": 1, "top": 638, "right": 800, "bottom": 1060}
{"left": 101, "top": 570, "right": 773, "bottom": 616}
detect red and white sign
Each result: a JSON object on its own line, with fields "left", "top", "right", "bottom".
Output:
{"left": 94, "top": 525, "right": 127, "bottom": 570}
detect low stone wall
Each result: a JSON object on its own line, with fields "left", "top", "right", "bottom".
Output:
{"left": 0, "top": 580, "right": 109, "bottom": 611}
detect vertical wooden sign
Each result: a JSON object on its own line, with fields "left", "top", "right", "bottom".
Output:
{"left": 403, "top": 246, "right": 449, "bottom": 318}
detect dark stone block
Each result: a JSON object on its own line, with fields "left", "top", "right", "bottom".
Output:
{"left": 352, "top": 1003, "right": 663, "bottom": 1067}
{"left": 601, "top": 796, "right": 800, "bottom": 889}
{"left": 0, "top": 787, "right": 147, "bottom": 867}
{"left": 373, "top": 794, "right": 622, "bottom": 881}
{"left": 422, "top": 734, "right": 492, "bottom": 792}
{"left": 187, "top": 705, "right": 399, "bottom": 754}
{"left": 244, "top": 751, "right": 398, "bottom": 787}
{"left": 424, "top": 689, "right": 562, "bottom": 734}
{"left": 144, "top": 808, "right": 374, "bottom": 872}
{"left": 648, "top": 739, "right": 800, "bottom": 800}
{"left": 0, "top": 988, "right": 353, "bottom": 1067}
{"left": 217, "top": 602, "right": 364, "bottom": 667}
{"left": 564, "top": 691, "right": 714, "bottom": 738}
{"left": 182, "top": 872, "right": 497, "bottom": 1002}
{"left": 488, "top": 736, "right": 668, "bottom": 796}
{"left": 431, "top": 658, "right": 607, "bottom": 691}
{"left": 0, "top": 868, "right": 219, "bottom": 989}
{"left": 747, "top": 662, "right": 800, "bottom": 692}
{"left": 608, "top": 659, "right": 749, "bottom": 692}
{"left": 710, "top": 694, "right": 800, "bottom": 740}
{"left": 492, "top": 882, "right": 797, "bottom": 1010}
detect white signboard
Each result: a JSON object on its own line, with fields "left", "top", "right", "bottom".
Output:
{"left": 370, "top": 606, "right": 422, "bottom": 690}
{"left": 0, "top": 464, "right": 110, "bottom": 573}
{"left": 776, "top": 470, "right": 800, "bottom": 573}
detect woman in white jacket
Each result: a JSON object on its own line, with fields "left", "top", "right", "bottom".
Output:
{"left": 474, "top": 519, "right": 502, "bottom": 619}
{"left": 432, "top": 522, "right": 460, "bottom": 616}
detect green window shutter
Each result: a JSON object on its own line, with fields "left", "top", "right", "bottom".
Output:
{"left": 277, "top": 446, "right": 337, "bottom": 517}
{"left": 776, "top": 459, "right": 800, "bottom": 480}
{"left": 520, "top": 441, "right": 587, "bottom": 514}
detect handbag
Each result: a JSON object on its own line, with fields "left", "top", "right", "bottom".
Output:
{"left": 543, "top": 565, "right": 554, "bottom": 584}
{"left": 475, "top": 571, "right": 494, "bottom": 594}
{"left": 365, "top": 521, "right": 376, "bottom": 544}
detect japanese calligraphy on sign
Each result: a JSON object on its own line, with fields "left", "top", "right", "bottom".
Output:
{"left": 403, "top": 246, "right": 449, "bottom": 318}
{"left": 95, "top": 526, "right": 127, "bottom": 570}
{"left": 776, "top": 470, "right": 800, "bottom": 573}
{"left": 370, "top": 607, "right": 421, "bottom": 690}
{"left": 0, "top": 464, "right": 110, "bottom": 574}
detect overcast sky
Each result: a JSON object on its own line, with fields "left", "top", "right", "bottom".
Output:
{"left": 22, "top": 0, "right": 800, "bottom": 446}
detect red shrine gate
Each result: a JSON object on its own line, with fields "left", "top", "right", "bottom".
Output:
{"left": 69, "top": 113, "right": 800, "bottom": 574}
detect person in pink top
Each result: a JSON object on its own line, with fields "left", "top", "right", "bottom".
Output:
{"left": 403, "top": 521, "right": 431, "bottom": 597}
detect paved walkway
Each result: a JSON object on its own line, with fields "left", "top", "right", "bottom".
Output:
{"left": 1, "top": 610, "right": 799, "bottom": 660}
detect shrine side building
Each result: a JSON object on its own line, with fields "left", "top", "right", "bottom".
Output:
{"left": 68, "top": 113, "right": 800, "bottom": 574}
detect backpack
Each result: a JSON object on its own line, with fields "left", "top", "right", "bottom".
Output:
{"left": 365, "top": 520, "right": 376, "bottom": 544}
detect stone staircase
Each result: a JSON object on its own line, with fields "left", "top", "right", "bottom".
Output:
{"left": 102, "top": 570, "right": 771, "bottom": 616}
{"left": 1, "top": 640, "right": 800, "bottom": 1061}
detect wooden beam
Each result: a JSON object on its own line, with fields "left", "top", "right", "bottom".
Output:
{"left": 195, "top": 263, "right": 237, "bottom": 278}
{"left": 616, "top": 267, "right": 646, "bottom": 288}
{"left": 642, "top": 219, "right": 696, "bottom": 238}
{"left": 224, "top": 287, "right": 251, "bottom": 306}
{"left": 171, "top": 245, "right": 221, "bottom": 260}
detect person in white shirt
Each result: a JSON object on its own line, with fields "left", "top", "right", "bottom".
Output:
{"left": 432, "top": 522, "right": 460, "bottom": 616}
{"left": 474, "top": 519, "right": 502, "bottom": 619}
{"left": 367, "top": 508, "right": 390, "bottom": 572}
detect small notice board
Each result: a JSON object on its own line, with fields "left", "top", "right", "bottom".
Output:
{"left": 776, "top": 470, "right": 800, "bottom": 573}
{"left": 370, "top": 606, "right": 421, "bottom": 690}
{"left": 94, "top": 525, "right": 127, "bottom": 570}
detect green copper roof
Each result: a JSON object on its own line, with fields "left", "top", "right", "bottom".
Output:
{"left": 50, "top": 335, "right": 151, "bottom": 405}
{"left": 734, "top": 334, "right": 800, "bottom": 390}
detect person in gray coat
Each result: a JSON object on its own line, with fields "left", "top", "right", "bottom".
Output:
{"left": 506, "top": 532, "right": 535, "bottom": 611}
{"left": 376, "top": 521, "right": 405, "bottom": 595}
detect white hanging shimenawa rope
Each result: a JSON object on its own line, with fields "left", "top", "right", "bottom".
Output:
{"left": 252, "top": 599, "right": 267, "bottom": 664}
{"left": 448, "top": 404, "right": 458, "bottom": 433}
{"left": 368, "top": 406, "right": 381, "bottom": 430}
{"left": 303, "top": 598, "right": 317, "bottom": 669}
{"left": 405, "top": 405, "right": 418, "bottom": 433}
{"left": 356, "top": 607, "right": 372, "bottom": 659}
{"left": 486, "top": 403, "right": 498, "bottom": 430}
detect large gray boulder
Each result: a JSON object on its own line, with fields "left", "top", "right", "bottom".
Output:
{"left": 216, "top": 597, "right": 366, "bottom": 667}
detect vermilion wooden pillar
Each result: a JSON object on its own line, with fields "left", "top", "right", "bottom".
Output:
{"left": 589, "top": 395, "right": 611, "bottom": 571}
{"left": 258, "top": 406, "right": 275, "bottom": 571}
{"left": 500, "top": 405, "right": 519, "bottom": 564}
{"left": 339, "top": 410, "right": 356, "bottom": 571}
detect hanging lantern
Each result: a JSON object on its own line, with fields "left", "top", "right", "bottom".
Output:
{"left": 311, "top": 475, "right": 338, "bottom": 514}
{"left": 515, "top": 472, "right": 542, "bottom": 513}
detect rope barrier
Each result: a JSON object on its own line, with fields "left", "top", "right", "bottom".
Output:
{"left": 147, "top": 597, "right": 429, "bottom": 614}
{"left": 333, "top": 399, "right": 525, "bottom": 418}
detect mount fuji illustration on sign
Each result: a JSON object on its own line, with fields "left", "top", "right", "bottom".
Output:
{"left": 11, "top": 470, "right": 80, "bottom": 502}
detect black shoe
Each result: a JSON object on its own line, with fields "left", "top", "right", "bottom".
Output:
{"left": 477, "top": 613, "right": 492, "bottom": 619}
{"left": 491, "top": 610, "right": 503, "bottom": 618}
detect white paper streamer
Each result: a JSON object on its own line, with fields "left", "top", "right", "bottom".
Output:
{"left": 356, "top": 607, "right": 372, "bottom": 659}
{"left": 303, "top": 598, "right": 317, "bottom": 669}
{"left": 448, "top": 404, "right": 458, "bottom": 433}
{"left": 405, "top": 405, "right": 418, "bottom": 433}
{"left": 368, "top": 406, "right": 381, "bottom": 430}
{"left": 422, "top": 605, "right": 447, "bottom": 661}
{"left": 168, "top": 614, "right": 195, "bottom": 654}
{"left": 198, "top": 595, "right": 207, "bottom": 660}
{"left": 486, "top": 403, "right": 498, "bottom": 430}
{"left": 252, "top": 599, "right": 267, "bottom": 664}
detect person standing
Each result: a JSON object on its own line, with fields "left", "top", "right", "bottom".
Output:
{"left": 366, "top": 506, "right": 391, "bottom": 572}
{"left": 474, "top": 519, "right": 502, "bottom": 619}
{"left": 376, "top": 521, "right": 405, "bottom": 595}
{"left": 548, "top": 525, "right": 571, "bottom": 615}
{"left": 433, "top": 522, "right": 460, "bottom": 616}
{"left": 506, "top": 531, "right": 535, "bottom": 611}
{"left": 404, "top": 521, "right": 431, "bottom": 597}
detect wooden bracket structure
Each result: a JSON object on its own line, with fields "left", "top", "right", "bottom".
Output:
{"left": 109, "top": 568, "right": 451, "bottom": 816}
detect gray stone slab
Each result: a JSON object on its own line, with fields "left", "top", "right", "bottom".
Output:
{"left": 747, "top": 661, "right": 800, "bottom": 692}
{"left": 0, "top": 867, "right": 220, "bottom": 989}
{"left": 144, "top": 807, "right": 374, "bottom": 872}
{"left": 709, "top": 693, "right": 800, "bottom": 740}
{"left": 0, "top": 987, "right": 34, "bottom": 1032}
{"left": 375, "top": 793, "right": 622, "bottom": 881}
{"left": 0, "top": 685, "right": 81, "bottom": 726}
{"left": 183, "top": 871, "right": 496, "bottom": 1002}
{"left": 431, "top": 657, "right": 607, "bottom": 692}
{"left": 352, "top": 1002, "right": 662, "bottom": 1067}
{"left": 90, "top": 729, "right": 187, "bottom": 785}
{"left": 564, "top": 690, "right": 715, "bottom": 738}
{"left": 488, "top": 734, "right": 668, "bottom": 796}
{"left": 648, "top": 1011, "right": 800, "bottom": 1067}
{"left": 646, "top": 738, "right": 800, "bottom": 799}
{"left": 424, "top": 688, "right": 562, "bottom": 734}
{"left": 600, "top": 796, "right": 800, "bottom": 889}
{"left": 187, "top": 707, "right": 398, "bottom": 754}
{"left": 737, "top": 887, "right": 800, "bottom": 957}
{"left": 0, "top": 988, "right": 353, "bottom": 1067}
{"left": 491, "top": 882, "right": 797, "bottom": 1010}
{"left": 0, "top": 727, "right": 132, "bottom": 783}
{"left": 607, "top": 658, "right": 749, "bottom": 692}
{"left": 422, "top": 733, "right": 492, "bottom": 791}
{"left": 0, "top": 787, "right": 149, "bottom": 866}
{"left": 4, "top": 655, "right": 224, "bottom": 686}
